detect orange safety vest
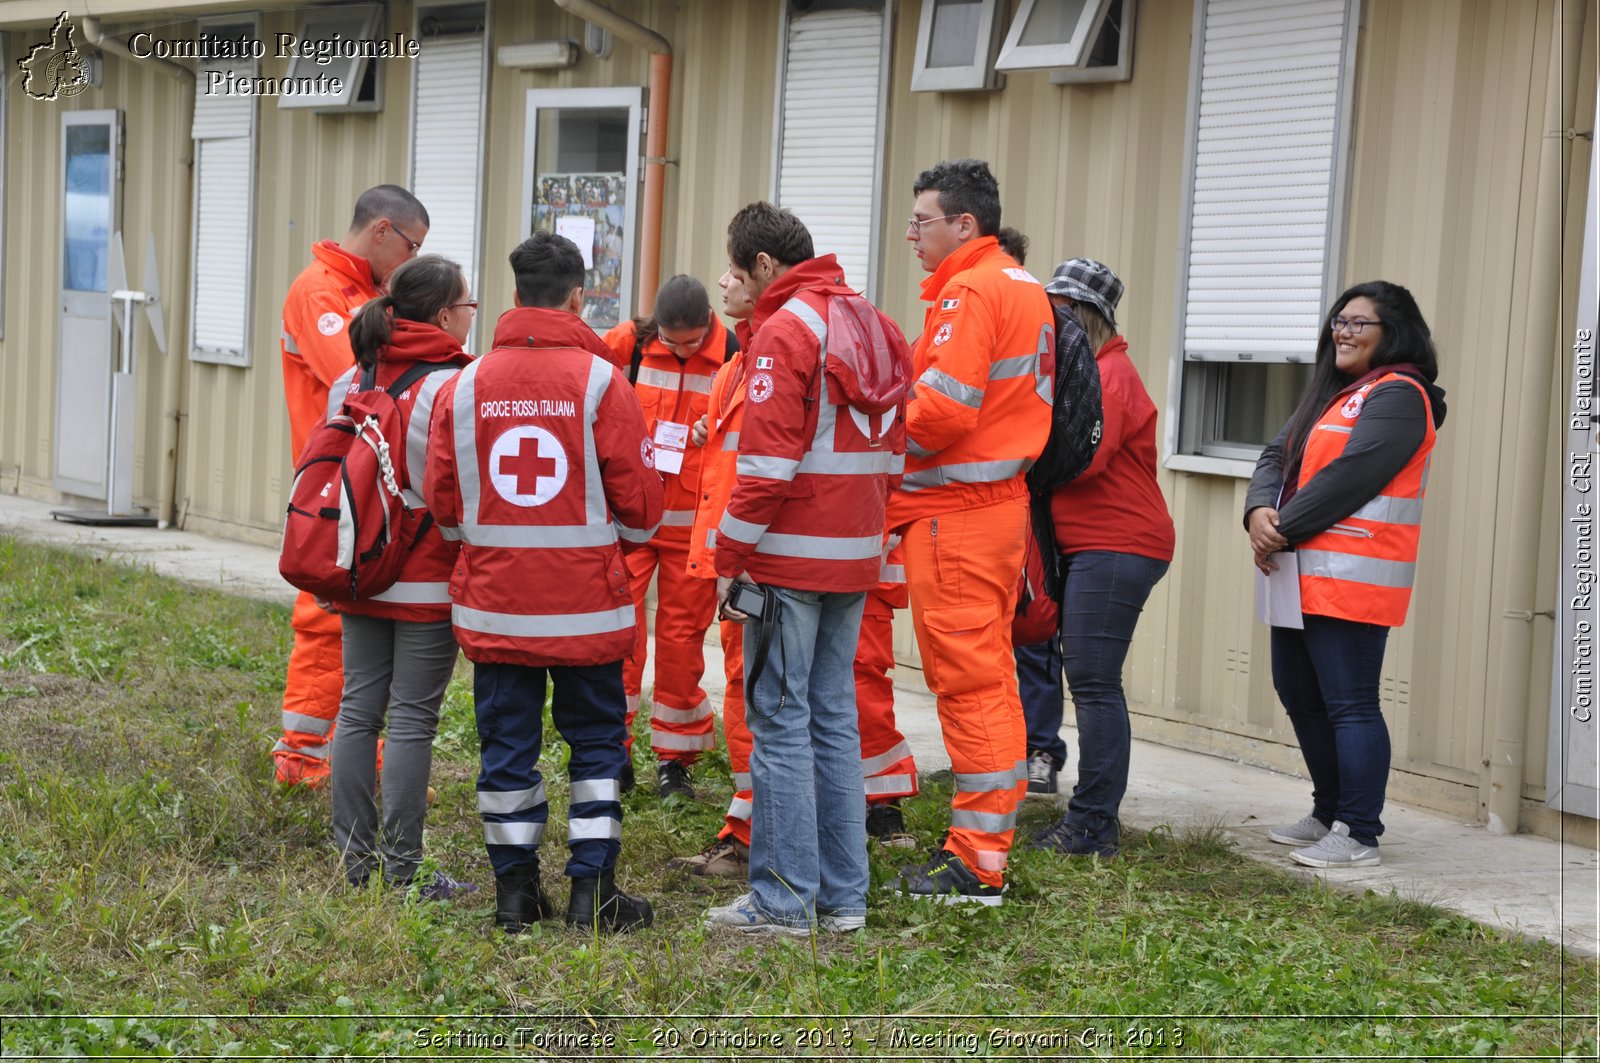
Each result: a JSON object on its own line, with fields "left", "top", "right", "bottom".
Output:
{"left": 1295, "top": 373, "right": 1436, "bottom": 628}
{"left": 686, "top": 341, "right": 747, "bottom": 580}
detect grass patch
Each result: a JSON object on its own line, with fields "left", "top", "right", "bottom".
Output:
{"left": 0, "top": 534, "right": 1595, "bottom": 1058}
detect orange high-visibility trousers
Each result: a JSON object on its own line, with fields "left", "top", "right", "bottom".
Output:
{"left": 624, "top": 538, "right": 719, "bottom": 764}
{"left": 856, "top": 587, "right": 918, "bottom": 803}
{"left": 716, "top": 618, "right": 753, "bottom": 845}
{"left": 272, "top": 591, "right": 345, "bottom": 786}
{"left": 903, "top": 496, "right": 1029, "bottom": 888}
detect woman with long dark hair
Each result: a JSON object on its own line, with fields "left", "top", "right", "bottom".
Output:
{"left": 1245, "top": 280, "right": 1447, "bottom": 868}
{"left": 329, "top": 254, "right": 474, "bottom": 897}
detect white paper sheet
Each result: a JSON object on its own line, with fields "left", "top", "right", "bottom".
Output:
{"left": 555, "top": 215, "right": 596, "bottom": 268}
{"left": 653, "top": 420, "right": 688, "bottom": 476}
{"left": 1254, "top": 551, "right": 1304, "bottom": 629}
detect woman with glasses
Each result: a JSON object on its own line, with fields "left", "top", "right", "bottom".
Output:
{"left": 328, "top": 254, "right": 475, "bottom": 898}
{"left": 1244, "top": 281, "right": 1447, "bottom": 869}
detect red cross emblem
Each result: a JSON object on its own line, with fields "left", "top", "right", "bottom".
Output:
{"left": 749, "top": 371, "right": 775, "bottom": 404}
{"left": 488, "top": 426, "right": 568, "bottom": 506}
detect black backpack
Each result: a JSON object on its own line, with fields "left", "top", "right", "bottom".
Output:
{"left": 1025, "top": 303, "right": 1103, "bottom": 493}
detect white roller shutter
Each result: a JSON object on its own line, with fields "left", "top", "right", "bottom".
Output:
{"left": 1181, "top": 0, "right": 1353, "bottom": 362}
{"left": 190, "top": 55, "right": 256, "bottom": 363}
{"left": 775, "top": 5, "right": 887, "bottom": 296}
{"left": 410, "top": 33, "right": 485, "bottom": 325}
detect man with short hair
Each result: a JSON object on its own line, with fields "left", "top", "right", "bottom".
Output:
{"left": 424, "top": 231, "right": 662, "bottom": 934}
{"left": 273, "top": 184, "right": 429, "bottom": 788}
{"left": 704, "top": 202, "right": 909, "bottom": 935}
{"left": 888, "top": 159, "right": 1054, "bottom": 905}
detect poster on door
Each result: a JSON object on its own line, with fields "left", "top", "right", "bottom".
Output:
{"left": 531, "top": 172, "right": 626, "bottom": 331}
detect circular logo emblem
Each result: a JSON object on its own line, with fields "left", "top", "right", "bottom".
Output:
{"left": 1340, "top": 392, "right": 1365, "bottom": 419}
{"left": 749, "top": 372, "right": 774, "bottom": 404}
{"left": 488, "top": 426, "right": 568, "bottom": 507}
{"left": 317, "top": 311, "right": 345, "bottom": 337}
{"left": 641, "top": 437, "right": 656, "bottom": 469}
{"left": 932, "top": 322, "right": 954, "bottom": 346}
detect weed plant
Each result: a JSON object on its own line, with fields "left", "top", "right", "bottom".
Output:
{"left": 0, "top": 536, "right": 1595, "bottom": 1058}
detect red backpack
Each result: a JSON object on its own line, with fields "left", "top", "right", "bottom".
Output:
{"left": 1013, "top": 495, "right": 1062, "bottom": 646}
{"left": 279, "top": 362, "right": 440, "bottom": 602}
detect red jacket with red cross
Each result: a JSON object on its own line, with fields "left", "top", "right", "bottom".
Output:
{"left": 712, "top": 256, "right": 908, "bottom": 593}
{"left": 423, "top": 306, "right": 664, "bottom": 667}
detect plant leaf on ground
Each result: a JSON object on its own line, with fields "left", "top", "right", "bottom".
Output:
{"left": 0, "top": 536, "right": 1594, "bottom": 1058}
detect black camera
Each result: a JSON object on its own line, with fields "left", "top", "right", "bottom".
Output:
{"left": 725, "top": 580, "right": 770, "bottom": 621}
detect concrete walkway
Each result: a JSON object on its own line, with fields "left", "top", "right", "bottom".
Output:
{"left": 3, "top": 491, "right": 1596, "bottom": 957}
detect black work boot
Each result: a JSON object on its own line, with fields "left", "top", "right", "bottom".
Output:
{"left": 566, "top": 868, "right": 654, "bottom": 932}
{"left": 494, "top": 861, "right": 554, "bottom": 934}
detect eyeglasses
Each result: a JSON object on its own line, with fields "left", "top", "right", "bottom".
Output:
{"left": 658, "top": 328, "right": 709, "bottom": 352}
{"left": 906, "top": 213, "right": 962, "bottom": 235}
{"left": 451, "top": 300, "right": 478, "bottom": 311}
{"left": 1330, "top": 315, "right": 1382, "bottom": 335}
{"left": 390, "top": 222, "right": 423, "bottom": 255}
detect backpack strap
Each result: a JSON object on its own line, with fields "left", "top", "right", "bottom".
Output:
{"left": 629, "top": 331, "right": 645, "bottom": 386}
{"left": 385, "top": 361, "right": 443, "bottom": 399}
{"left": 723, "top": 327, "right": 738, "bottom": 362}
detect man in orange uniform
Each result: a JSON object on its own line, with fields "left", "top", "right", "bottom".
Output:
{"left": 273, "top": 185, "right": 429, "bottom": 787}
{"left": 888, "top": 159, "right": 1054, "bottom": 904}
{"left": 601, "top": 276, "right": 734, "bottom": 800}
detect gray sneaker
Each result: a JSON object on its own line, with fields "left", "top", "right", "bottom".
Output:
{"left": 1268, "top": 813, "right": 1330, "bottom": 846}
{"left": 1290, "top": 820, "right": 1380, "bottom": 868}
{"left": 703, "top": 892, "right": 810, "bottom": 937}
{"left": 818, "top": 911, "right": 866, "bottom": 933}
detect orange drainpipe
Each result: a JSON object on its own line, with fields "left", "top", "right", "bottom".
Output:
{"left": 552, "top": 0, "right": 672, "bottom": 315}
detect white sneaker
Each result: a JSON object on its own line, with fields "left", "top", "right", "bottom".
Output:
{"left": 1290, "top": 820, "right": 1380, "bottom": 868}
{"left": 703, "top": 893, "right": 810, "bottom": 937}
{"left": 818, "top": 911, "right": 865, "bottom": 933}
{"left": 1268, "top": 814, "right": 1331, "bottom": 846}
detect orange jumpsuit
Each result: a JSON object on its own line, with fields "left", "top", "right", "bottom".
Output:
{"left": 273, "top": 241, "right": 380, "bottom": 786}
{"left": 602, "top": 318, "right": 730, "bottom": 764}
{"left": 888, "top": 235, "right": 1054, "bottom": 887}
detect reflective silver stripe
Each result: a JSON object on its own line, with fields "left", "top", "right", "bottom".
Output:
{"left": 901, "top": 458, "right": 1029, "bottom": 491}
{"left": 988, "top": 354, "right": 1037, "bottom": 380}
{"left": 272, "top": 738, "right": 330, "bottom": 759}
{"left": 452, "top": 603, "right": 635, "bottom": 638}
{"left": 861, "top": 739, "right": 912, "bottom": 777}
{"left": 1297, "top": 549, "right": 1416, "bottom": 590}
{"left": 727, "top": 796, "right": 753, "bottom": 821}
{"left": 616, "top": 521, "right": 656, "bottom": 544}
{"left": 406, "top": 369, "right": 455, "bottom": 497}
{"left": 281, "top": 711, "right": 333, "bottom": 737}
{"left": 477, "top": 782, "right": 546, "bottom": 814}
{"left": 732, "top": 771, "right": 753, "bottom": 791}
{"left": 718, "top": 512, "right": 767, "bottom": 545}
{"left": 651, "top": 700, "right": 713, "bottom": 725}
{"left": 437, "top": 525, "right": 463, "bottom": 541}
{"left": 571, "top": 779, "right": 620, "bottom": 805}
{"left": 955, "top": 765, "right": 1024, "bottom": 792}
{"left": 703, "top": 528, "right": 717, "bottom": 549}
{"left": 654, "top": 731, "right": 716, "bottom": 751}
{"left": 951, "top": 808, "right": 1018, "bottom": 833}
{"left": 327, "top": 366, "right": 357, "bottom": 420}
{"left": 626, "top": 692, "right": 641, "bottom": 714}
{"left": 483, "top": 820, "right": 545, "bottom": 846}
{"left": 781, "top": 297, "right": 828, "bottom": 344}
{"left": 451, "top": 356, "right": 486, "bottom": 531}
{"left": 282, "top": 324, "right": 299, "bottom": 354}
{"left": 635, "top": 366, "right": 714, "bottom": 394}
{"left": 880, "top": 563, "right": 906, "bottom": 583}
{"left": 1316, "top": 424, "right": 1354, "bottom": 435}
{"left": 738, "top": 454, "right": 801, "bottom": 481}
{"left": 401, "top": 488, "right": 425, "bottom": 510}
{"left": 905, "top": 435, "right": 935, "bottom": 458}
{"left": 369, "top": 580, "right": 451, "bottom": 605}
{"left": 797, "top": 450, "right": 899, "bottom": 476}
{"left": 568, "top": 816, "right": 622, "bottom": 841}
{"left": 865, "top": 773, "right": 914, "bottom": 795}
{"left": 1349, "top": 494, "right": 1425, "bottom": 526}
{"left": 722, "top": 431, "right": 740, "bottom": 452}
{"left": 660, "top": 508, "right": 696, "bottom": 527}
{"left": 581, "top": 357, "right": 613, "bottom": 534}
{"left": 918, "top": 367, "right": 984, "bottom": 409}
{"left": 1419, "top": 456, "right": 1432, "bottom": 490}
{"left": 755, "top": 532, "right": 883, "bottom": 561}
{"left": 459, "top": 523, "right": 618, "bottom": 549}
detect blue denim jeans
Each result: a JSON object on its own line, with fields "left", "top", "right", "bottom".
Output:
{"left": 1050, "top": 550, "right": 1169, "bottom": 835}
{"left": 1016, "top": 638, "right": 1067, "bottom": 767}
{"left": 745, "top": 586, "right": 869, "bottom": 929}
{"left": 1270, "top": 616, "right": 1392, "bottom": 846}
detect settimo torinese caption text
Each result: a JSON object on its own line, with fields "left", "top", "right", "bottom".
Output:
{"left": 128, "top": 28, "right": 419, "bottom": 96}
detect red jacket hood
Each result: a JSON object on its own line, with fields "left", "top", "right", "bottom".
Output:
{"left": 918, "top": 235, "right": 1006, "bottom": 303}
{"left": 750, "top": 255, "right": 850, "bottom": 332}
{"left": 490, "top": 306, "right": 615, "bottom": 359}
{"left": 378, "top": 318, "right": 473, "bottom": 368}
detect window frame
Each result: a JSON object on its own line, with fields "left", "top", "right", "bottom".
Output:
{"left": 1048, "top": 0, "right": 1136, "bottom": 84}
{"left": 995, "top": 0, "right": 1106, "bottom": 72}
{"left": 1164, "top": 0, "right": 1361, "bottom": 476}
{"left": 910, "top": 0, "right": 1005, "bottom": 93}
{"left": 277, "top": 3, "right": 384, "bottom": 113}
{"left": 187, "top": 14, "right": 260, "bottom": 367}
